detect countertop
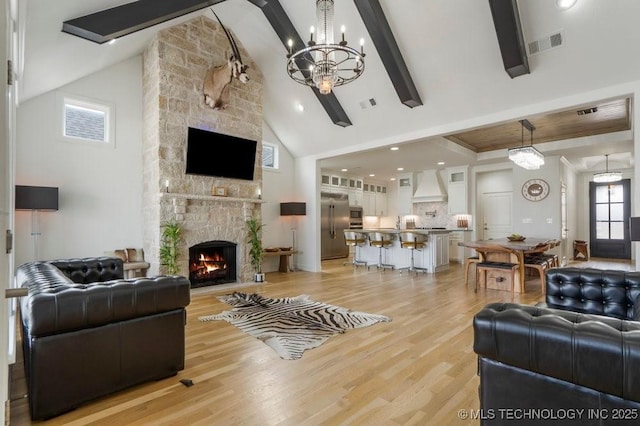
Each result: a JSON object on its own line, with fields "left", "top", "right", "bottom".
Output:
{"left": 351, "top": 228, "right": 452, "bottom": 234}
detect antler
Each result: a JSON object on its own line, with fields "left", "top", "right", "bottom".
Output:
{"left": 210, "top": 8, "right": 242, "bottom": 63}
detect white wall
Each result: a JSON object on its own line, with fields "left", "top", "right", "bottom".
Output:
{"left": 15, "top": 56, "right": 143, "bottom": 266}
{"left": 261, "top": 122, "right": 297, "bottom": 272}
{"left": 511, "top": 156, "right": 562, "bottom": 239}
{"left": 294, "top": 156, "right": 320, "bottom": 272}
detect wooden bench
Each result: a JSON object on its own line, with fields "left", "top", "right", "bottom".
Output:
{"left": 263, "top": 250, "right": 297, "bottom": 272}
{"left": 476, "top": 261, "right": 518, "bottom": 293}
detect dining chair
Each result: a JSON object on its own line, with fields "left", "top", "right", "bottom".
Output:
{"left": 524, "top": 243, "right": 551, "bottom": 296}
{"left": 464, "top": 255, "right": 480, "bottom": 287}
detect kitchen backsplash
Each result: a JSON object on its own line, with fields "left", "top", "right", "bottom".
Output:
{"left": 365, "top": 202, "right": 472, "bottom": 229}
{"left": 413, "top": 202, "right": 450, "bottom": 228}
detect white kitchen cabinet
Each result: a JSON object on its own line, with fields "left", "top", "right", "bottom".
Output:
{"left": 449, "top": 230, "right": 472, "bottom": 262}
{"left": 429, "top": 233, "right": 450, "bottom": 272}
{"left": 348, "top": 177, "right": 364, "bottom": 206}
{"left": 447, "top": 166, "right": 468, "bottom": 214}
{"left": 322, "top": 172, "right": 359, "bottom": 196}
{"left": 362, "top": 181, "right": 387, "bottom": 216}
{"left": 375, "top": 185, "right": 388, "bottom": 216}
{"left": 396, "top": 173, "right": 414, "bottom": 216}
{"left": 449, "top": 231, "right": 463, "bottom": 263}
{"left": 321, "top": 174, "right": 331, "bottom": 192}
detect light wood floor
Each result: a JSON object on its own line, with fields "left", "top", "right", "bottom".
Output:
{"left": 10, "top": 258, "right": 632, "bottom": 425}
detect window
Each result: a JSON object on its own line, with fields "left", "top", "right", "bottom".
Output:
{"left": 58, "top": 93, "right": 114, "bottom": 147}
{"left": 262, "top": 142, "right": 279, "bottom": 169}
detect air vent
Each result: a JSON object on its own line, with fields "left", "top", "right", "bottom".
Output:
{"left": 528, "top": 31, "right": 564, "bottom": 55}
{"left": 359, "top": 98, "right": 377, "bottom": 110}
{"left": 577, "top": 107, "right": 598, "bottom": 116}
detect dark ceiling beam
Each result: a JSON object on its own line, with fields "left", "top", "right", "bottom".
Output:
{"left": 62, "top": 0, "right": 226, "bottom": 44}
{"left": 488, "top": 0, "right": 530, "bottom": 78}
{"left": 353, "top": 0, "right": 422, "bottom": 109}
{"left": 247, "top": 0, "right": 352, "bottom": 127}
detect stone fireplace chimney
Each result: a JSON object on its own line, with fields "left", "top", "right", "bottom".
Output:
{"left": 142, "top": 16, "right": 264, "bottom": 283}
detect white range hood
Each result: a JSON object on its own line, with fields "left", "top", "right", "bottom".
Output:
{"left": 412, "top": 170, "right": 448, "bottom": 203}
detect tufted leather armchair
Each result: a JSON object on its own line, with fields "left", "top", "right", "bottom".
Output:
{"left": 18, "top": 257, "right": 191, "bottom": 420}
{"left": 543, "top": 268, "right": 640, "bottom": 320}
{"left": 473, "top": 268, "right": 640, "bottom": 425}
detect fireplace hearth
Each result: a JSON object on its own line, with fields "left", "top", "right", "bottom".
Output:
{"left": 189, "top": 241, "right": 237, "bottom": 287}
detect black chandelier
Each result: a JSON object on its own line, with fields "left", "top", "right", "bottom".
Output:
{"left": 286, "top": 0, "right": 365, "bottom": 95}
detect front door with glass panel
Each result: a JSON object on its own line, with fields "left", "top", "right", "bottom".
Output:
{"left": 589, "top": 179, "right": 631, "bottom": 259}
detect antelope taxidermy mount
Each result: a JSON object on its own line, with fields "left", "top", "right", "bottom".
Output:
{"left": 203, "top": 9, "right": 250, "bottom": 110}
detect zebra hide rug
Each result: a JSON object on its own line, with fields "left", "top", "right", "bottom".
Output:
{"left": 198, "top": 292, "right": 392, "bottom": 360}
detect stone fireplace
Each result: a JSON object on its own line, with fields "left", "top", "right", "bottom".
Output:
{"left": 141, "top": 16, "right": 264, "bottom": 284}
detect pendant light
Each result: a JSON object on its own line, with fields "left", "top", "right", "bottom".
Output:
{"left": 508, "top": 119, "right": 545, "bottom": 170}
{"left": 593, "top": 154, "right": 622, "bottom": 183}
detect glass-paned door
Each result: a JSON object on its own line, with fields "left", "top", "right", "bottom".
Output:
{"left": 589, "top": 179, "right": 631, "bottom": 259}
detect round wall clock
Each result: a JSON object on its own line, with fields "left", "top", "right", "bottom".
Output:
{"left": 522, "top": 179, "right": 550, "bottom": 201}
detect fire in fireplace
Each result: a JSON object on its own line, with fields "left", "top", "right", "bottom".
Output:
{"left": 189, "top": 240, "right": 237, "bottom": 287}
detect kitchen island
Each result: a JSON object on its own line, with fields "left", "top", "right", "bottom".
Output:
{"left": 353, "top": 229, "right": 451, "bottom": 273}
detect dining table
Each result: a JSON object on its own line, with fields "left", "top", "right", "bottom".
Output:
{"left": 460, "top": 237, "right": 556, "bottom": 293}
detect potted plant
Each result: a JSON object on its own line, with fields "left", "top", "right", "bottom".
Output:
{"left": 160, "top": 220, "right": 181, "bottom": 275}
{"left": 246, "top": 218, "right": 265, "bottom": 282}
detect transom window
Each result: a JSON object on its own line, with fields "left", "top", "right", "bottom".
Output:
{"left": 58, "top": 93, "right": 114, "bottom": 147}
{"left": 64, "top": 103, "right": 107, "bottom": 142}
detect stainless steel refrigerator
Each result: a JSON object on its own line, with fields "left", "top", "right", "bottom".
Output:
{"left": 321, "top": 192, "right": 350, "bottom": 260}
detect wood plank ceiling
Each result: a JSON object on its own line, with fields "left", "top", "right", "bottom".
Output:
{"left": 445, "top": 97, "right": 631, "bottom": 153}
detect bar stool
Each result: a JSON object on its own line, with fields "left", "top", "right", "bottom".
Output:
{"left": 399, "top": 231, "right": 428, "bottom": 274}
{"left": 368, "top": 232, "right": 395, "bottom": 271}
{"left": 343, "top": 230, "right": 369, "bottom": 269}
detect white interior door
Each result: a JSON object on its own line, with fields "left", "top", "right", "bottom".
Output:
{"left": 561, "top": 183, "right": 568, "bottom": 265}
{"left": 2, "top": 0, "right": 18, "bottom": 422}
{"left": 481, "top": 192, "right": 513, "bottom": 240}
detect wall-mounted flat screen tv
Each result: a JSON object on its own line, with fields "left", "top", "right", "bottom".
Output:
{"left": 185, "top": 127, "right": 257, "bottom": 181}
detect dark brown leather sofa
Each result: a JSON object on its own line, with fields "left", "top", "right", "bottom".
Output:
{"left": 18, "top": 257, "right": 191, "bottom": 420}
{"left": 473, "top": 268, "right": 640, "bottom": 426}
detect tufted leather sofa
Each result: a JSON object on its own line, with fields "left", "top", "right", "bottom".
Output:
{"left": 472, "top": 268, "right": 640, "bottom": 425}
{"left": 18, "top": 257, "right": 191, "bottom": 420}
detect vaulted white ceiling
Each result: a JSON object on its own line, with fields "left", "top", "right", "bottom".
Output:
{"left": 19, "top": 0, "right": 640, "bottom": 179}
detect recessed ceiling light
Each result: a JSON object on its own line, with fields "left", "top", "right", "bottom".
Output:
{"left": 369, "top": 174, "right": 375, "bottom": 177}
{"left": 397, "top": 167, "right": 404, "bottom": 171}
{"left": 556, "top": 0, "right": 577, "bottom": 10}
{"left": 295, "top": 103, "right": 304, "bottom": 112}
{"left": 390, "top": 178, "right": 396, "bottom": 181}
{"left": 390, "top": 147, "right": 399, "bottom": 151}
{"left": 341, "top": 168, "right": 348, "bottom": 172}
{"left": 437, "top": 161, "right": 445, "bottom": 166}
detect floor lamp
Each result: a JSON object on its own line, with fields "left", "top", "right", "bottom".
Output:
{"left": 280, "top": 202, "right": 306, "bottom": 271}
{"left": 15, "top": 185, "right": 59, "bottom": 261}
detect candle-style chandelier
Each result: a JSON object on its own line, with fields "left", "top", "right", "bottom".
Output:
{"left": 286, "top": 0, "right": 365, "bottom": 95}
